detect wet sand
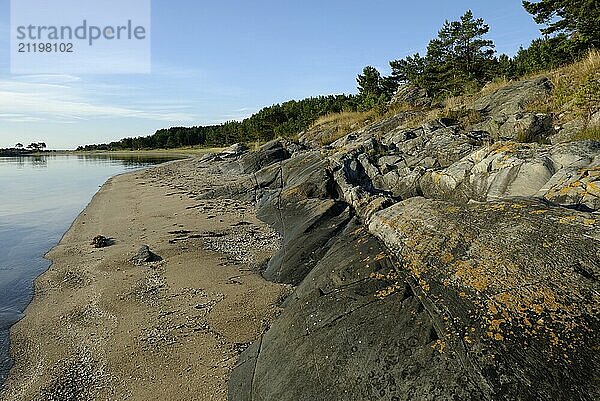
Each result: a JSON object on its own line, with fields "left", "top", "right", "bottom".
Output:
{"left": 0, "top": 159, "right": 288, "bottom": 400}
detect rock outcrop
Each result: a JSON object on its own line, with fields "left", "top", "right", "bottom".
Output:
{"left": 130, "top": 245, "right": 161, "bottom": 265}
{"left": 195, "top": 77, "right": 599, "bottom": 400}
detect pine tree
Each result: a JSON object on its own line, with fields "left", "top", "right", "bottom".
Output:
{"left": 523, "top": 0, "right": 600, "bottom": 48}
{"left": 356, "top": 66, "right": 392, "bottom": 112}
{"left": 390, "top": 10, "right": 496, "bottom": 98}
{"left": 357, "top": 66, "right": 384, "bottom": 98}
{"left": 390, "top": 54, "right": 426, "bottom": 87}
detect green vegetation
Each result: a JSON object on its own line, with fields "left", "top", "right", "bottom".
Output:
{"left": 76, "top": 147, "right": 224, "bottom": 157}
{"left": 78, "top": 95, "right": 359, "bottom": 151}
{"left": 523, "top": 0, "right": 600, "bottom": 48}
{"left": 356, "top": 66, "right": 396, "bottom": 113}
{"left": 1, "top": 142, "right": 48, "bottom": 156}
{"left": 527, "top": 50, "right": 600, "bottom": 123}
{"left": 573, "top": 127, "right": 600, "bottom": 141}
{"left": 81, "top": 2, "right": 600, "bottom": 151}
{"left": 510, "top": 35, "right": 584, "bottom": 76}
{"left": 389, "top": 10, "right": 496, "bottom": 99}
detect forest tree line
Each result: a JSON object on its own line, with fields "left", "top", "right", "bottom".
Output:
{"left": 77, "top": 95, "right": 360, "bottom": 150}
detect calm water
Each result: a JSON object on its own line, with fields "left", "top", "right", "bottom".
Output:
{"left": 0, "top": 154, "right": 176, "bottom": 385}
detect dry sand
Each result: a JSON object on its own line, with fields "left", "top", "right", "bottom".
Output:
{"left": 0, "top": 159, "right": 289, "bottom": 401}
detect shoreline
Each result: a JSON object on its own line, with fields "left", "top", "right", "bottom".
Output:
{"left": 0, "top": 158, "right": 288, "bottom": 400}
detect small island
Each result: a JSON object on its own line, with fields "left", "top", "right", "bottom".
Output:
{"left": 0, "top": 142, "right": 48, "bottom": 157}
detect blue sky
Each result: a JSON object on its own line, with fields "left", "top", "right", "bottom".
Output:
{"left": 0, "top": 0, "right": 543, "bottom": 149}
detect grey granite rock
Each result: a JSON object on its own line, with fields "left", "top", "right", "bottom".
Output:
{"left": 191, "top": 78, "right": 600, "bottom": 401}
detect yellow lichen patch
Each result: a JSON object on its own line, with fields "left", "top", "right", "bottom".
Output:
{"left": 549, "top": 169, "right": 600, "bottom": 200}
{"left": 375, "top": 282, "right": 404, "bottom": 298}
{"left": 488, "top": 300, "right": 499, "bottom": 315}
{"left": 557, "top": 183, "right": 582, "bottom": 197}
{"left": 371, "top": 270, "right": 404, "bottom": 298}
{"left": 432, "top": 339, "right": 446, "bottom": 353}
{"left": 472, "top": 279, "right": 587, "bottom": 354}
{"left": 453, "top": 260, "right": 490, "bottom": 292}
{"left": 583, "top": 218, "right": 596, "bottom": 226}
{"left": 559, "top": 216, "right": 578, "bottom": 224}
{"left": 418, "top": 278, "right": 430, "bottom": 292}
{"left": 488, "top": 203, "right": 507, "bottom": 212}
{"left": 492, "top": 142, "right": 519, "bottom": 155}
{"left": 369, "top": 272, "right": 386, "bottom": 280}
{"left": 369, "top": 271, "right": 399, "bottom": 281}
{"left": 400, "top": 238, "right": 431, "bottom": 278}
{"left": 379, "top": 201, "right": 596, "bottom": 358}
{"left": 441, "top": 252, "right": 455, "bottom": 264}
{"left": 578, "top": 165, "right": 600, "bottom": 176}
{"left": 586, "top": 181, "right": 600, "bottom": 196}
{"left": 489, "top": 319, "right": 506, "bottom": 333}
{"left": 374, "top": 253, "right": 387, "bottom": 261}
{"left": 510, "top": 203, "right": 527, "bottom": 209}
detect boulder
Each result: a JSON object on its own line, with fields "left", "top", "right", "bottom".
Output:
{"left": 220, "top": 143, "right": 249, "bottom": 158}
{"left": 91, "top": 235, "right": 111, "bottom": 248}
{"left": 130, "top": 245, "right": 161, "bottom": 265}
{"left": 471, "top": 77, "right": 553, "bottom": 118}
{"left": 239, "top": 140, "right": 291, "bottom": 174}
{"left": 497, "top": 112, "right": 554, "bottom": 142}
{"left": 390, "top": 84, "right": 431, "bottom": 108}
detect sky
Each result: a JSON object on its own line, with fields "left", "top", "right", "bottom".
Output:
{"left": 0, "top": 0, "right": 544, "bottom": 149}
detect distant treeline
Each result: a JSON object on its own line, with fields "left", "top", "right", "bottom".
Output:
{"left": 1, "top": 143, "right": 48, "bottom": 156}
{"left": 0, "top": 148, "right": 33, "bottom": 157}
{"left": 77, "top": 95, "right": 359, "bottom": 151}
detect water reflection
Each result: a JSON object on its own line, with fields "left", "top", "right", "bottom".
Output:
{"left": 75, "top": 154, "right": 182, "bottom": 166}
{"left": 30, "top": 156, "right": 47, "bottom": 168}
{"left": 2, "top": 153, "right": 183, "bottom": 169}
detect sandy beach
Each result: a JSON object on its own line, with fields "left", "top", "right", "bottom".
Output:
{"left": 0, "top": 159, "right": 289, "bottom": 400}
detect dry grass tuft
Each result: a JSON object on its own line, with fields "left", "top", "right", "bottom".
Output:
{"left": 307, "top": 110, "right": 376, "bottom": 145}
{"left": 480, "top": 77, "right": 512, "bottom": 95}
{"left": 572, "top": 126, "right": 600, "bottom": 141}
{"left": 529, "top": 50, "right": 600, "bottom": 122}
{"left": 306, "top": 51, "right": 600, "bottom": 143}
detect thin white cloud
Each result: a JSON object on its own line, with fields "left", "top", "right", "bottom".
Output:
{"left": 12, "top": 74, "right": 82, "bottom": 84}
{"left": 0, "top": 113, "right": 45, "bottom": 123}
{"left": 0, "top": 76, "right": 197, "bottom": 123}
